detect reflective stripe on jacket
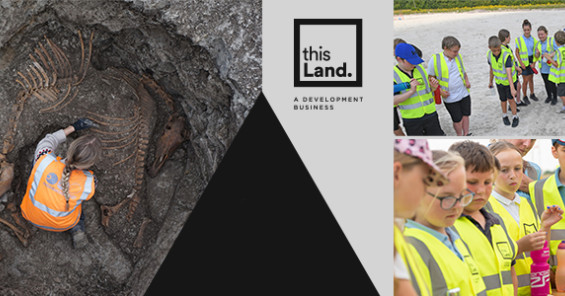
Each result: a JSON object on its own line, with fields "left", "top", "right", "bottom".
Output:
{"left": 394, "top": 224, "right": 431, "bottom": 296}
{"left": 453, "top": 212, "right": 517, "bottom": 296}
{"left": 393, "top": 64, "right": 437, "bottom": 119}
{"left": 405, "top": 225, "right": 487, "bottom": 296}
{"left": 549, "top": 46, "right": 565, "bottom": 84}
{"left": 489, "top": 50, "right": 517, "bottom": 86}
{"left": 487, "top": 196, "right": 540, "bottom": 296}
{"left": 20, "top": 153, "right": 95, "bottom": 232}
{"left": 429, "top": 52, "right": 468, "bottom": 92}
{"left": 515, "top": 35, "right": 539, "bottom": 67}
{"left": 530, "top": 174, "right": 565, "bottom": 269}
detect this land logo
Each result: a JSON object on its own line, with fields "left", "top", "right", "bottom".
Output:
{"left": 294, "top": 19, "right": 362, "bottom": 87}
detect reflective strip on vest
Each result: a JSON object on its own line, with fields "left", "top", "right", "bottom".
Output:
{"left": 396, "top": 98, "right": 434, "bottom": 110}
{"left": 477, "top": 290, "right": 487, "bottom": 296}
{"left": 551, "top": 229, "right": 565, "bottom": 240}
{"left": 515, "top": 251, "right": 531, "bottom": 260}
{"left": 481, "top": 274, "right": 501, "bottom": 291}
{"left": 517, "top": 273, "right": 530, "bottom": 288}
{"left": 406, "top": 236, "right": 449, "bottom": 296}
{"left": 27, "top": 154, "right": 93, "bottom": 218}
{"left": 434, "top": 53, "right": 449, "bottom": 91}
{"left": 501, "top": 270, "right": 513, "bottom": 285}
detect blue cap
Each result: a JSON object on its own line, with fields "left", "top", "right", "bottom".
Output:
{"left": 552, "top": 139, "right": 565, "bottom": 146}
{"left": 395, "top": 43, "right": 424, "bottom": 65}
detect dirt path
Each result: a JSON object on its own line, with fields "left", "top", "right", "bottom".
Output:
{"left": 394, "top": 9, "right": 565, "bottom": 136}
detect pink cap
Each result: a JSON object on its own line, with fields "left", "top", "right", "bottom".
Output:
{"left": 394, "top": 139, "right": 449, "bottom": 187}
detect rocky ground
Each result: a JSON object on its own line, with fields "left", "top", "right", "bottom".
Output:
{"left": 0, "top": 0, "right": 261, "bottom": 295}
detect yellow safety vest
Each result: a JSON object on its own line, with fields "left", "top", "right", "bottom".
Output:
{"left": 453, "top": 211, "right": 517, "bottom": 296}
{"left": 549, "top": 46, "right": 565, "bottom": 84}
{"left": 429, "top": 52, "right": 468, "bottom": 92}
{"left": 536, "top": 37, "right": 555, "bottom": 63}
{"left": 487, "top": 196, "right": 540, "bottom": 296}
{"left": 393, "top": 65, "right": 437, "bottom": 119}
{"left": 515, "top": 35, "right": 539, "bottom": 67}
{"left": 405, "top": 226, "right": 487, "bottom": 296}
{"left": 488, "top": 50, "right": 517, "bottom": 86}
{"left": 530, "top": 174, "right": 565, "bottom": 269}
{"left": 394, "top": 224, "right": 431, "bottom": 296}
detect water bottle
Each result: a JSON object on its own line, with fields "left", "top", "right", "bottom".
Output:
{"left": 531, "top": 240, "right": 550, "bottom": 296}
{"left": 393, "top": 82, "right": 411, "bottom": 94}
{"left": 556, "top": 241, "right": 565, "bottom": 292}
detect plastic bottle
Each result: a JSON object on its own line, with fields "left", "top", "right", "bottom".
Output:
{"left": 531, "top": 240, "right": 550, "bottom": 296}
{"left": 556, "top": 241, "right": 565, "bottom": 292}
{"left": 393, "top": 82, "right": 411, "bottom": 94}
{"left": 434, "top": 87, "right": 442, "bottom": 104}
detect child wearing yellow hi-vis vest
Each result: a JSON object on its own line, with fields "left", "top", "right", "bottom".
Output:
{"left": 393, "top": 139, "right": 450, "bottom": 296}
{"left": 405, "top": 150, "right": 487, "bottom": 296}
{"left": 529, "top": 139, "right": 565, "bottom": 288}
{"left": 544, "top": 31, "right": 565, "bottom": 114}
{"left": 537, "top": 26, "right": 558, "bottom": 105}
{"left": 450, "top": 140, "right": 518, "bottom": 296}
{"left": 515, "top": 19, "right": 542, "bottom": 104}
{"left": 427, "top": 36, "right": 472, "bottom": 136}
{"left": 487, "top": 141, "right": 563, "bottom": 295}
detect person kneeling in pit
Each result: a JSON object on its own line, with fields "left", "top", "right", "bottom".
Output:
{"left": 20, "top": 118, "right": 100, "bottom": 249}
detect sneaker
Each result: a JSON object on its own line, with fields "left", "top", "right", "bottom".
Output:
{"left": 530, "top": 93, "right": 539, "bottom": 101}
{"left": 559, "top": 109, "right": 565, "bottom": 114}
{"left": 465, "top": 133, "right": 473, "bottom": 136}
{"left": 503, "top": 116, "right": 511, "bottom": 126}
{"left": 511, "top": 116, "right": 519, "bottom": 128}
{"left": 72, "top": 229, "right": 88, "bottom": 249}
{"left": 552, "top": 96, "right": 558, "bottom": 105}
{"left": 545, "top": 95, "right": 552, "bottom": 103}
{"left": 509, "top": 106, "right": 520, "bottom": 112}
{"left": 523, "top": 96, "right": 531, "bottom": 105}
{"left": 516, "top": 102, "right": 527, "bottom": 107}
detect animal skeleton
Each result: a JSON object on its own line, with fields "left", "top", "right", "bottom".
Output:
{"left": 0, "top": 31, "right": 93, "bottom": 246}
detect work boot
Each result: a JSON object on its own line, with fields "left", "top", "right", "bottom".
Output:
{"left": 552, "top": 96, "right": 558, "bottom": 105}
{"left": 511, "top": 116, "right": 519, "bottom": 128}
{"left": 72, "top": 229, "right": 88, "bottom": 249}
{"left": 523, "top": 95, "right": 531, "bottom": 105}
{"left": 530, "top": 93, "right": 539, "bottom": 101}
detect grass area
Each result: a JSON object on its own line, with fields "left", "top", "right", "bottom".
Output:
{"left": 394, "top": 3, "right": 565, "bottom": 15}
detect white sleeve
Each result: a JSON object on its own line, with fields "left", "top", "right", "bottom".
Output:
{"left": 394, "top": 251, "right": 410, "bottom": 280}
{"left": 34, "top": 129, "right": 67, "bottom": 161}
{"left": 427, "top": 55, "right": 435, "bottom": 76}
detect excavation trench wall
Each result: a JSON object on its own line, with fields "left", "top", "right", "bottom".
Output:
{"left": 0, "top": 1, "right": 261, "bottom": 295}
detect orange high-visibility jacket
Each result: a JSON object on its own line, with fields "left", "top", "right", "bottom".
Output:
{"left": 20, "top": 153, "right": 95, "bottom": 231}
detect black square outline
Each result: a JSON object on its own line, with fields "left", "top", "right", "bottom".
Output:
{"left": 294, "top": 19, "right": 362, "bottom": 87}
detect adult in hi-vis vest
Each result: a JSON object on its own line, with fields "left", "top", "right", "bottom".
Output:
{"left": 393, "top": 139, "right": 449, "bottom": 296}
{"left": 530, "top": 139, "right": 565, "bottom": 286}
{"left": 450, "top": 140, "right": 518, "bottom": 296}
{"left": 515, "top": 19, "right": 541, "bottom": 104}
{"left": 20, "top": 119, "right": 101, "bottom": 249}
{"left": 394, "top": 43, "right": 445, "bottom": 136}
{"left": 405, "top": 150, "right": 487, "bottom": 296}
{"left": 488, "top": 141, "right": 563, "bottom": 295}
{"left": 427, "top": 36, "right": 472, "bottom": 137}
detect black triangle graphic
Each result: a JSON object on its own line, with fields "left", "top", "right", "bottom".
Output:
{"left": 146, "top": 93, "right": 379, "bottom": 295}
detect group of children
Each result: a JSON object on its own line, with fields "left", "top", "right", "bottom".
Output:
{"left": 394, "top": 19, "right": 565, "bottom": 136}
{"left": 394, "top": 138, "right": 565, "bottom": 295}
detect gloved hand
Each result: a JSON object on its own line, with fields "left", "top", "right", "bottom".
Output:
{"left": 71, "top": 118, "right": 96, "bottom": 131}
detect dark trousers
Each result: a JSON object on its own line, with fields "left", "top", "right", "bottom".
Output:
{"left": 542, "top": 73, "right": 557, "bottom": 98}
{"left": 403, "top": 112, "right": 445, "bottom": 136}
